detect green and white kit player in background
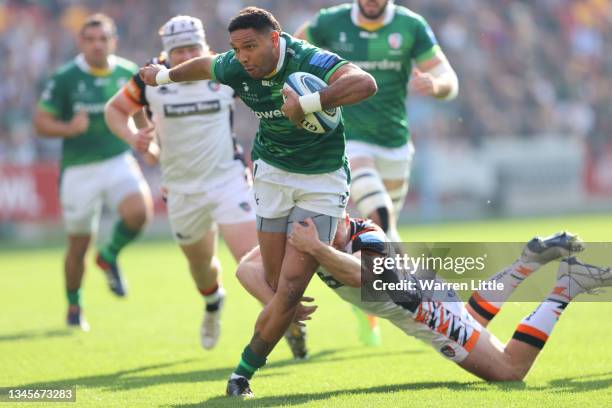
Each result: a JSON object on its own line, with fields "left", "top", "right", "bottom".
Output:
{"left": 297, "top": 0, "right": 458, "bottom": 239}
{"left": 140, "top": 6, "right": 377, "bottom": 398}
{"left": 33, "top": 14, "right": 153, "bottom": 331}
{"left": 105, "top": 16, "right": 259, "bottom": 350}
{"left": 295, "top": 0, "right": 459, "bottom": 345}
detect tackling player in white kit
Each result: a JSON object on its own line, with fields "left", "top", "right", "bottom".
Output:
{"left": 105, "top": 16, "right": 257, "bottom": 349}
{"left": 238, "top": 216, "right": 612, "bottom": 383}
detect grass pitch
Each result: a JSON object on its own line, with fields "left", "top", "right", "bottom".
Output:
{"left": 2, "top": 213, "right": 612, "bottom": 407}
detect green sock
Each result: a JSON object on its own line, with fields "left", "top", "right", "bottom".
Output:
{"left": 67, "top": 289, "right": 81, "bottom": 307}
{"left": 234, "top": 345, "right": 267, "bottom": 379}
{"left": 100, "top": 220, "right": 140, "bottom": 263}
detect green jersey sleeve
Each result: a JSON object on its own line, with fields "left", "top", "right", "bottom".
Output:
{"left": 210, "top": 51, "right": 243, "bottom": 85}
{"left": 410, "top": 14, "right": 440, "bottom": 62}
{"left": 38, "top": 71, "right": 67, "bottom": 117}
{"left": 299, "top": 48, "right": 348, "bottom": 84}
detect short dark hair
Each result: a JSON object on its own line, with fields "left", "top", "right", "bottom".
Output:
{"left": 80, "top": 13, "right": 117, "bottom": 37}
{"left": 228, "top": 7, "right": 281, "bottom": 34}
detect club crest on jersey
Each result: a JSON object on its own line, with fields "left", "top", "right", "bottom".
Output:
{"left": 339, "top": 32, "right": 347, "bottom": 43}
{"left": 388, "top": 33, "right": 403, "bottom": 49}
{"left": 207, "top": 81, "right": 221, "bottom": 92}
{"left": 242, "top": 82, "right": 250, "bottom": 92}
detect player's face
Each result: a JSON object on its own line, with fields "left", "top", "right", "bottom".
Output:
{"left": 230, "top": 28, "right": 279, "bottom": 79}
{"left": 169, "top": 44, "right": 204, "bottom": 67}
{"left": 358, "top": 0, "right": 389, "bottom": 20}
{"left": 79, "top": 25, "right": 116, "bottom": 68}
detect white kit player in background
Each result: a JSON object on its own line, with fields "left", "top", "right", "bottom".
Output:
{"left": 105, "top": 15, "right": 258, "bottom": 349}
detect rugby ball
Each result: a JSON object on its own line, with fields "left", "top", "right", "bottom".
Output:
{"left": 283, "top": 72, "right": 341, "bottom": 134}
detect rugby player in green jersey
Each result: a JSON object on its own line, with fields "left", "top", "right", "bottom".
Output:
{"left": 296, "top": 0, "right": 458, "bottom": 243}
{"left": 295, "top": 0, "right": 459, "bottom": 346}
{"left": 140, "top": 7, "right": 377, "bottom": 398}
{"left": 33, "top": 14, "right": 153, "bottom": 331}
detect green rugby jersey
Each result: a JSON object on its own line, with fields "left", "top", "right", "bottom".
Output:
{"left": 38, "top": 54, "right": 137, "bottom": 169}
{"left": 306, "top": 3, "right": 439, "bottom": 148}
{"left": 211, "top": 33, "right": 349, "bottom": 174}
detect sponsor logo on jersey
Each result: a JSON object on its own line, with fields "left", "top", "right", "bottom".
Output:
{"left": 163, "top": 100, "right": 221, "bottom": 117}
{"left": 94, "top": 77, "right": 109, "bottom": 87}
{"left": 388, "top": 33, "right": 403, "bottom": 49}
{"left": 253, "top": 109, "right": 284, "bottom": 119}
{"left": 73, "top": 102, "right": 106, "bottom": 114}
{"left": 331, "top": 41, "right": 355, "bottom": 53}
{"left": 353, "top": 59, "right": 402, "bottom": 72}
{"left": 359, "top": 31, "right": 378, "bottom": 39}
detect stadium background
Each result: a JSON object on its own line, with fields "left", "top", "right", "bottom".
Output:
{"left": 1, "top": 1, "right": 612, "bottom": 406}
{"left": 1, "top": 0, "right": 611, "bottom": 242}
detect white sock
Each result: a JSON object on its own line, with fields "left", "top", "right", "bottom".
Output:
{"left": 512, "top": 278, "right": 570, "bottom": 349}
{"left": 469, "top": 259, "right": 542, "bottom": 321}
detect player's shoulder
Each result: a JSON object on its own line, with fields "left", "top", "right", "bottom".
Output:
{"left": 213, "top": 49, "right": 245, "bottom": 76}
{"left": 49, "top": 59, "right": 80, "bottom": 81}
{"left": 317, "top": 3, "right": 352, "bottom": 19}
{"left": 286, "top": 33, "right": 342, "bottom": 68}
{"left": 350, "top": 218, "right": 388, "bottom": 255}
{"left": 393, "top": 5, "right": 428, "bottom": 25}
{"left": 113, "top": 55, "right": 139, "bottom": 74}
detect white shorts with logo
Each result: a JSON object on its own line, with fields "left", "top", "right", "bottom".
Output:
{"left": 346, "top": 140, "right": 415, "bottom": 181}
{"left": 252, "top": 159, "right": 350, "bottom": 219}
{"left": 60, "top": 152, "right": 150, "bottom": 234}
{"left": 166, "top": 167, "right": 256, "bottom": 245}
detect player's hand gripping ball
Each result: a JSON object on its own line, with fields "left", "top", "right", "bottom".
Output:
{"left": 282, "top": 72, "right": 341, "bottom": 134}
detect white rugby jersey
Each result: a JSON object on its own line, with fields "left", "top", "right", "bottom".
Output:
{"left": 124, "top": 56, "right": 241, "bottom": 193}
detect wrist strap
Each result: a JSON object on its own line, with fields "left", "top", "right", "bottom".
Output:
{"left": 155, "top": 69, "right": 173, "bottom": 85}
{"left": 298, "top": 92, "right": 322, "bottom": 114}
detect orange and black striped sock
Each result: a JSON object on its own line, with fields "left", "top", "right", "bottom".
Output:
{"left": 512, "top": 283, "right": 570, "bottom": 349}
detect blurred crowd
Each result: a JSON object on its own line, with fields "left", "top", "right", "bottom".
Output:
{"left": 1, "top": 0, "right": 610, "bottom": 164}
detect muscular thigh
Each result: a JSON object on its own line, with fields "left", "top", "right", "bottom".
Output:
{"left": 458, "top": 329, "right": 519, "bottom": 381}
{"left": 60, "top": 164, "right": 104, "bottom": 235}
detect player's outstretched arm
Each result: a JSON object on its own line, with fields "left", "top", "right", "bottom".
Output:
{"left": 33, "top": 107, "right": 89, "bottom": 139}
{"left": 289, "top": 218, "right": 363, "bottom": 288}
{"left": 105, "top": 90, "right": 158, "bottom": 161}
{"left": 321, "top": 63, "right": 377, "bottom": 109}
{"left": 139, "top": 56, "right": 214, "bottom": 86}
